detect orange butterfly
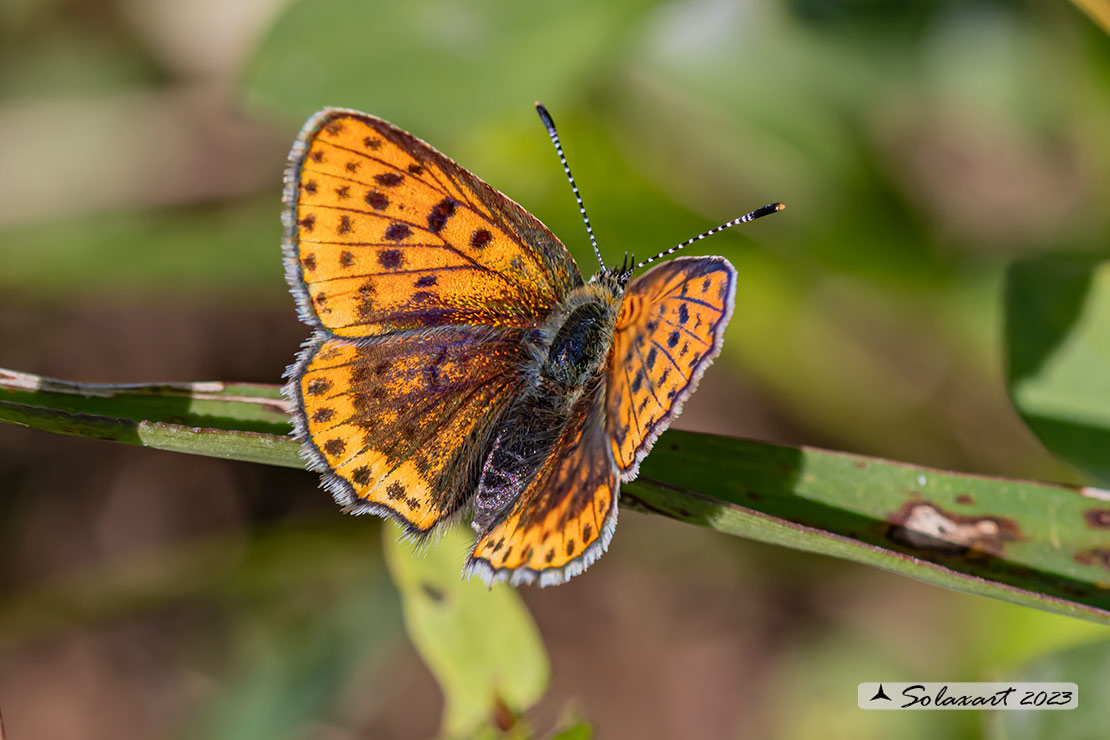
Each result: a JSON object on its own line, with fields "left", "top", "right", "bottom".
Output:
{"left": 283, "top": 104, "right": 782, "bottom": 586}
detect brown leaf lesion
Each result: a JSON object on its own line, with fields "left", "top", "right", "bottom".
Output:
{"left": 885, "top": 501, "right": 1021, "bottom": 557}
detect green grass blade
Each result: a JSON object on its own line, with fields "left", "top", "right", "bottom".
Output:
{"left": 0, "top": 368, "right": 300, "bottom": 467}
{"left": 629, "top": 432, "right": 1110, "bottom": 624}
{"left": 3, "top": 368, "right": 1108, "bottom": 624}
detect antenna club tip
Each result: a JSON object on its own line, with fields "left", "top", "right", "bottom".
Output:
{"left": 534, "top": 102, "right": 555, "bottom": 129}
{"left": 774, "top": 203, "right": 786, "bottom": 212}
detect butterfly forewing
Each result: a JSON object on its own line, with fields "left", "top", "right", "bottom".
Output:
{"left": 606, "top": 256, "right": 737, "bottom": 480}
{"left": 284, "top": 109, "right": 582, "bottom": 338}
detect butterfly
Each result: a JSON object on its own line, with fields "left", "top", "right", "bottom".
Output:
{"left": 282, "top": 104, "right": 782, "bottom": 587}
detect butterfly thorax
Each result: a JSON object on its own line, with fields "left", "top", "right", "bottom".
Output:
{"left": 541, "top": 280, "right": 622, "bottom": 388}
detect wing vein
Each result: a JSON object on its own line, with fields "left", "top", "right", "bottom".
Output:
{"left": 629, "top": 340, "right": 665, "bottom": 409}
{"left": 649, "top": 339, "right": 687, "bottom": 374}
{"left": 657, "top": 316, "right": 712, "bottom": 346}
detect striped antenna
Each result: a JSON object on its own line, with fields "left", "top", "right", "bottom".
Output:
{"left": 535, "top": 103, "right": 605, "bottom": 270}
{"left": 634, "top": 203, "right": 785, "bottom": 270}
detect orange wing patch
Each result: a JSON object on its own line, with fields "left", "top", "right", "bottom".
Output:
{"left": 467, "top": 387, "right": 618, "bottom": 586}
{"left": 606, "top": 256, "right": 737, "bottom": 480}
{"left": 289, "top": 327, "right": 530, "bottom": 534}
{"left": 283, "top": 109, "right": 581, "bottom": 337}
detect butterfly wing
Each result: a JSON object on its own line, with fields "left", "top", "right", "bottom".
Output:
{"left": 289, "top": 327, "right": 531, "bottom": 534}
{"left": 466, "top": 380, "right": 618, "bottom": 586}
{"left": 283, "top": 108, "right": 582, "bottom": 338}
{"left": 606, "top": 256, "right": 737, "bottom": 480}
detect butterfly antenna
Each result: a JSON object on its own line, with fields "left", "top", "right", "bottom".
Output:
{"left": 535, "top": 102, "right": 605, "bottom": 270}
{"left": 634, "top": 203, "right": 785, "bottom": 270}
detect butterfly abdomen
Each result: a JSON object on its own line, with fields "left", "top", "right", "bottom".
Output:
{"left": 472, "top": 284, "right": 619, "bottom": 530}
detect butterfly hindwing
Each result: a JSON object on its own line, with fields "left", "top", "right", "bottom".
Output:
{"left": 283, "top": 109, "right": 582, "bottom": 338}
{"left": 606, "top": 256, "right": 737, "bottom": 480}
{"left": 466, "top": 380, "right": 618, "bottom": 586}
{"left": 289, "top": 327, "right": 531, "bottom": 534}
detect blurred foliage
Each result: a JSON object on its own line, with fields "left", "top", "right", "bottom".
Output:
{"left": 384, "top": 524, "right": 549, "bottom": 738}
{"left": 1006, "top": 256, "right": 1110, "bottom": 484}
{"left": 992, "top": 638, "right": 1110, "bottom": 740}
{"left": 242, "top": 0, "right": 670, "bottom": 133}
{"left": 548, "top": 722, "right": 592, "bottom": 740}
{"left": 191, "top": 570, "right": 398, "bottom": 740}
{"left": 1069, "top": 0, "right": 1110, "bottom": 35}
{"left": 2, "top": 0, "right": 1110, "bottom": 738}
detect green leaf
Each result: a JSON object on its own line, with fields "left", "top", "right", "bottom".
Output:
{"left": 991, "top": 638, "right": 1110, "bottom": 740}
{"left": 0, "top": 368, "right": 300, "bottom": 467}
{"left": 383, "top": 522, "right": 549, "bottom": 738}
{"left": 549, "top": 721, "right": 593, "bottom": 740}
{"left": 1005, "top": 256, "right": 1110, "bottom": 483}
{"left": 628, "top": 432, "right": 1110, "bottom": 624}
{"left": 3, "top": 368, "right": 1109, "bottom": 626}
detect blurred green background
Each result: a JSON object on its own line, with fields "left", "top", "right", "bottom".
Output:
{"left": 1, "top": 0, "right": 1109, "bottom": 738}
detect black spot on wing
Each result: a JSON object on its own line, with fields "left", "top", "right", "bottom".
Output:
{"left": 306, "top": 378, "right": 331, "bottom": 395}
{"left": 365, "top": 190, "right": 389, "bottom": 210}
{"left": 377, "top": 249, "right": 403, "bottom": 269}
{"left": 384, "top": 223, "right": 411, "bottom": 241}
{"left": 470, "top": 229, "right": 492, "bottom": 249}
{"left": 427, "top": 197, "right": 458, "bottom": 234}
